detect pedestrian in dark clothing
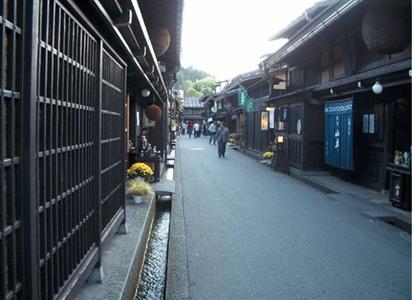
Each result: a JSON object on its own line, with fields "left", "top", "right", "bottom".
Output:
{"left": 187, "top": 122, "right": 193, "bottom": 138}
{"left": 215, "top": 122, "right": 229, "bottom": 157}
{"left": 202, "top": 124, "right": 208, "bottom": 137}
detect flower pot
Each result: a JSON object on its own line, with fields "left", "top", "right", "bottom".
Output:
{"left": 132, "top": 195, "right": 143, "bottom": 204}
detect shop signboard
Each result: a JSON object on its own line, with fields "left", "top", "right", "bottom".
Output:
{"left": 269, "top": 108, "right": 275, "bottom": 129}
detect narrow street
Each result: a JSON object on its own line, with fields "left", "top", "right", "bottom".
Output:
{"left": 177, "top": 135, "right": 411, "bottom": 300}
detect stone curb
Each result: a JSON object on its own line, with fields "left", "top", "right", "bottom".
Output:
{"left": 165, "top": 139, "right": 190, "bottom": 300}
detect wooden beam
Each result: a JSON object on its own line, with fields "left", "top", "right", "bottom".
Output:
{"left": 87, "top": 0, "right": 163, "bottom": 102}
{"left": 113, "top": 9, "right": 132, "bottom": 27}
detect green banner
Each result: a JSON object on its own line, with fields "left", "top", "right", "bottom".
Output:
{"left": 238, "top": 87, "right": 254, "bottom": 112}
{"left": 238, "top": 88, "right": 248, "bottom": 106}
{"left": 245, "top": 100, "right": 254, "bottom": 112}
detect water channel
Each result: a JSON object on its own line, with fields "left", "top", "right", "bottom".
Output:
{"left": 135, "top": 209, "right": 171, "bottom": 300}
{"left": 135, "top": 164, "right": 174, "bottom": 299}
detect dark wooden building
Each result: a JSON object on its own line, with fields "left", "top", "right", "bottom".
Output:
{"left": 0, "top": 1, "right": 182, "bottom": 299}
{"left": 242, "top": 72, "right": 273, "bottom": 157}
{"left": 202, "top": 70, "right": 273, "bottom": 156}
{"left": 261, "top": 0, "right": 411, "bottom": 193}
{"left": 181, "top": 96, "right": 204, "bottom": 123}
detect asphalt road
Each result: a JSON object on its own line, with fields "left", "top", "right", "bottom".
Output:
{"left": 178, "top": 135, "right": 411, "bottom": 300}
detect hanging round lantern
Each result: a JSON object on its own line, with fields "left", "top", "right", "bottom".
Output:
{"left": 146, "top": 104, "right": 162, "bottom": 121}
{"left": 151, "top": 27, "right": 171, "bottom": 57}
{"left": 362, "top": 7, "right": 411, "bottom": 55}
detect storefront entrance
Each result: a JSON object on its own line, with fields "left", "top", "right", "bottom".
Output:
{"left": 354, "top": 84, "right": 410, "bottom": 191}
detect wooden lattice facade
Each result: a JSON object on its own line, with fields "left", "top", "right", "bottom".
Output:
{"left": 0, "top": 0, "right": 183, "bottom": 298}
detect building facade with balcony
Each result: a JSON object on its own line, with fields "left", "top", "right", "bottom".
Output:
{"left": 261, "top": 0, "right": 411, "bottom": 200}
{"left": 181, "top": 96, "right": 204, "bottom": 124}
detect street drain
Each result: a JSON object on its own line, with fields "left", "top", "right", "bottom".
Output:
{"left": 135, "top": 204, "right": 171, "bottom": 300}
{"left": 377, "top": 216, "right": 411, "bottom": 234}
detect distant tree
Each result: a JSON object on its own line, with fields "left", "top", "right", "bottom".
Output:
{"left": 186, "top": 87, "right": 203, "bottom": 97}
{"left": 174, "top": 66, "right": 216, "bottom": 97}
{"left": 193, "top": 76, "right": 216, "bottom": 95}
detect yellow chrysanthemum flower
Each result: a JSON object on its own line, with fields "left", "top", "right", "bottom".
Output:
{"left": 263, "top": 151, "right": 274, "bottom": 159}
{"left": 127, "top": 162, "right": 154, "bottom": 179}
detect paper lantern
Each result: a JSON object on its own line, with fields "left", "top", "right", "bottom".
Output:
{"left": 151, "top": 27, "right": 171, "bottom": 57}
{"left": 146, "top": 104, "right": 162, "bottom": 121}
{"left": 362, "top": 8, "right": 411, "bottom": 54}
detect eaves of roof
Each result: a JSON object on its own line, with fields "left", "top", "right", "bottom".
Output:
{"left": 262, "top": 0, "right": 362, "bottom": 69}
{"left": 269, "top": 0, "right": 338, "bottom": 40}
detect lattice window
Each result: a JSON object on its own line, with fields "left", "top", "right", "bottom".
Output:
{"left": 0, "top": 0, "right": 24, "bottom": 299}
{"left": 100, "top": 48, "right": 125, "bottom": 234}
{"left": 37, "top": 1, "right": 98, "bottom": 299}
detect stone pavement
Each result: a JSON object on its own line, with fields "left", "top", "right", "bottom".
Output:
{"left": 166, "top": 135, "right": 411, "bottom": 300}
{"left": 289, "top": 169, "right": 411, "bottom": 229}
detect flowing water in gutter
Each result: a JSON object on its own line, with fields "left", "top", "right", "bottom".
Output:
{"left": 135, "top": 165, "right": 174, "bottom": 300}
{"left": 135, "top": 209, "right": 171, "bottom": 300}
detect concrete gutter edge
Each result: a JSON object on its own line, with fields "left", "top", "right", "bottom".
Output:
{"left": 165, "top": 140, "right": 190, "bottom": 300}
{"left": 120, "top": 196, "right": 157, "bottom": 300}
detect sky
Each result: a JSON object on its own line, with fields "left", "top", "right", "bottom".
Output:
{"left": 180, "top": 0, "right": 319, "bottom": 81}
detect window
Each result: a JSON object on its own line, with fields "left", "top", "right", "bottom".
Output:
{"left": 320, "top": 50, "right": 329, "bottom": 83}
{"left": 320, "top": 44, "right": 346, "bottom": 82}
{"left": 288, "top": 67, "right": 304, "bottom": 90}
{"left": 289, "top": 106, "right": 303, "bottom": 135}
{"left": 333, "top": 44, "right": 345, "bottom": 78}
{"left": 362, "top": 114, "right": 375, "bottom": 134}
{"left": 273, "top": 70, "right": 287, "bottom": 90}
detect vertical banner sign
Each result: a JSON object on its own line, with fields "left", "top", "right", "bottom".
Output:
{"left": 324, "top": 99, "right": 354, "bottom": 170}
{"left": 269, "top": 108, "right": 275, "bottom": 129}
{"left": 280, "top": 107, "right": 288, "bottom": 122}
{"left": 238, "top": 88, "right": 247, "bottom": 106}
{"left": 245, "top": 100, "right": 254, "bottom": 112}
{"left": 238, "top": 87, "right": 255, "bottom": 112}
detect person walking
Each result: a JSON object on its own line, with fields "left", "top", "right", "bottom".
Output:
{"left": 202, "top": 123, "right": 208, "bottom": 137}
{"left": 215, "top": 122, "right": 229, "bottom": 158}
{"left": 187, "top": 122, "right": 193, "bottom": 138}
{"left": 181, "top": 122, "right": 186, "bottom": 135}
{"left": 193, "top": 122, "right": 200, "bottom": 138}
{"left": 208, "top": 121, "right": 217, "bottom": 145}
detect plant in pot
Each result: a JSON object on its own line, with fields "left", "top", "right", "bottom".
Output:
{"left": 263, "top": 151, "right": 274, "bottom": 160}
{"left": 127, "top": 162, "right": 154, "bottom": 182}
{"left": 228, "top": 133, "right": 238, "bottom": 144}
{"left": 127, "top": 179, "right": 155, "bottom": 204}
{"left": 262, "top": 151, "right": 274, "bottom": 166}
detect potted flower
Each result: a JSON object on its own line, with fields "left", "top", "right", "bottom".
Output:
{"left": 127, "top": 179, "right": 155, "bottom": 204}
{"left": 127, "top": 162, "right": 154, "bottom": 181}
{"left": 263, "top": 151, "right": 274, "bottom": 160}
